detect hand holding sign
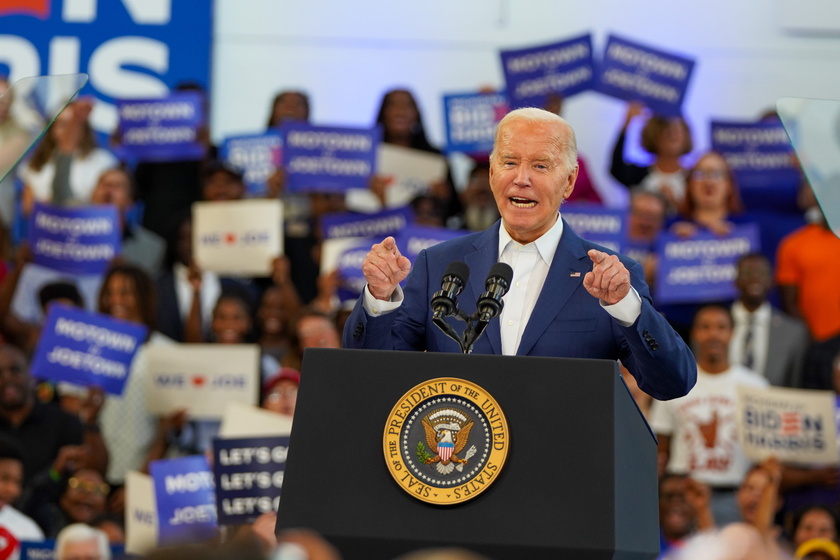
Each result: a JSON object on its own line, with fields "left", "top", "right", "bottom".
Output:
{"left": 362, "top": 237, "right": 411, "bottom": 301}
{"left": 583, "top": 249, "right": 630, "bottom": 305}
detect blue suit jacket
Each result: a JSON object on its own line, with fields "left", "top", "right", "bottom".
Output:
{"left": 343, "top": 220, "right": 696, "bottom": 400}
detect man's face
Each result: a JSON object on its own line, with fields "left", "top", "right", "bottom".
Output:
{"left": 735, "top": 257, "right": 772, "bottom": 306}
{"left": 297, "top": 316, "right": 340, "bottom": 350}
{"left": 59, "top": 469, "right": 108, "bottom": 525}
{"left": 658, "top": 477, "right": 694, "bottom": 540}
{"left": 59, "top": 538, "right": 102, "bottom": 560}
{"left": 0, "top": 347, "right": 30, "bottom": 411}
{"left": 628, "top": 194, "right": 665, "bottom": 242}
{"left": 691, "top": 307, "right": 733, "bottom": 364}
{"left": 0, "top": 459, "right": 22, "bottom": 507}
{"left": 203, "top": 171, "right": 244, "bottom": 201}
{"left": 736, "top": 469, "right": 770, "bottom": 525}
{"left": 489, "top": 119, "right": 577, "bottom": 244}
{"left": 91, "top": 170, "right": 131, "bottom": 215}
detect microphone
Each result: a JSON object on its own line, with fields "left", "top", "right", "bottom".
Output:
{"left": 476, "top": 262, "right": 514, "bottom": 323}
{"left": 430, "top": 261, "right": 470, "bottom": 320}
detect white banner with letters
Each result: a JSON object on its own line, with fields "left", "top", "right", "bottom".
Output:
{"left": 125, "top": 471, "right": 158, "bottom": 556}
{"left": 146, "top": 344, "right": 260, "bottom": 420}
{"left": 736, "top": 385, "right": 839, "bottom": 465}
{"left": 192, "top": 199, "right": 283, "bottom": 276}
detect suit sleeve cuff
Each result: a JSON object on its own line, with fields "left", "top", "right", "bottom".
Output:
{"left": 362, "top": 284, "right": 404, "bottom": 316}
{"left": 601, "top": 287, "right": 641, "bottom": 327}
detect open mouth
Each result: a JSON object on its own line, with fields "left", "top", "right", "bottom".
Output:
{"left": 510, "top": 197, "right": 536, "bottom": 208}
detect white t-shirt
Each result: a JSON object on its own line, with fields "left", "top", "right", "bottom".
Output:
{"left": 20, "top": 148, "right": 118, "bottom": 204}
{"left": 0, "top": 505, "right": 45, "bottom": 560}
{"left": 649, "top": 364, "right": 769, "bottom": 487}
{"left": 638, "top": 168, "right": 686, "bottom": 205}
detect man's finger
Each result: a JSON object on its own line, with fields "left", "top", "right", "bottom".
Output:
{"left": 588, "top": 249, "right": 607, "bottom": 264}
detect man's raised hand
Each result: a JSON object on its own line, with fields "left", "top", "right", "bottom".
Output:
{"left": 583, "top": 249, "right": 630, "bottom": 305}
{"left": 362, "top": 236, "right": 412, "bottom": 301}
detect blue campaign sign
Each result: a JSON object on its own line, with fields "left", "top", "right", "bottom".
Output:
{"left": 213, "top": 436, "right": 290, "bottom": 526}
{"left": 654, "top": 224, "right": 760, "bottom": 304}
{"left": 500, "top": 34, "right": 595, "bottom": 110}
{"left": 221, "top": 132, "right": 283, "bottom": 197}
{"left": 562, "top": 203, "right": 627, "bottom": 253}
{"left": 443, "top": 91, "right": 508, "bottom": 155}
{"left": 20, "top": 540, "right": 124, "bottom": 560}
{"left": 30, "top": 305, "right": 148, "bottom": 396}
{"left": 622, "top": 239, "right": 656, "bottom": 267}
{"left": 280, "top": 123, "right": 380, "bottom": 193}
{"left": 321, "top": 207, "right": 412, "bottom": 240}
{"left": 151, "top": 456, "right": 217, "bottom": 546}
{"left": 29, "top": 203, "right": 120, "bottom": 275}
{"left": 117, "top": 92, "right": 206, "bottom": 162}
{"left": 396, "top": 224, "right": 468, "bottom": 264}
{"left": 0, "top": 0, "right": 213, "bottom": 137}
{"left": 596, "top": 34, "right": 695, "bottom": 116}
{"left": 336, "top": 238, "right": 377, "bottom": 302}
{"left": 710, "top": 120, "right": 800, "bottom": 191}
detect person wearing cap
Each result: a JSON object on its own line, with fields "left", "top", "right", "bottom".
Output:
{"left": 796, "top": 538, "right": 840, "bottom": 560}
{"left": 261, "top": 368, "right": 300, "bottom": 417}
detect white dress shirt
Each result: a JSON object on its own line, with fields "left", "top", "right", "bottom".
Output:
{"left": 363, "top": 213, "right": 641, "bottom": 355}
{"left": 729, "top": 301, "right": 771, "bottom": 377}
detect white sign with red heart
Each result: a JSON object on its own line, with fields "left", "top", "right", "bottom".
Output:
{"left": 145, "top": 344, "right": 260, "bottom": 420}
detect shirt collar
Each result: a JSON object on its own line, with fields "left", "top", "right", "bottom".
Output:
{"left": 497, "top": 212, "right": 564, "bottom": 266}
{"left": 732, "top": 301, "right": 771, "bottom": 322}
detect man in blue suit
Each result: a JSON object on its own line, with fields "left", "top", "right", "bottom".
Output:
{"left": 342, "top": 107, "right": 696, "bottom": 400}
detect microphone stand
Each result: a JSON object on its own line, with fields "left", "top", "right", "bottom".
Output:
{"left": 433, "top": 309, "right": 493, "bottom": 355}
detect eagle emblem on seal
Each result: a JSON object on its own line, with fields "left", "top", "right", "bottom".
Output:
{"left": 419, "top": 408, "right": 477, "bottom": 475}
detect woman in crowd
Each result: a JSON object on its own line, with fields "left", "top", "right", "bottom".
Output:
{"left": 610, "top": 102, "right": 693, "bottom": 212}
{"left": 348, "top": 88, "right": 462, "bottom": 225}
{"left": 32, "top": 467, "right": 110, "bottom": 538}
{"left": 787, "top": 506, "right": 839, "bottom": 551}
{"left": 19, "top": 99, "right": 117, "bottom": 214}
{"left": 650, "top": 152, "right": 751, "bottom": 338}
{"left": 669, "top": 151, "right": 746, "bottom": 237}
{"left": 96, "top": 263, "right": 169, "bottom": 487}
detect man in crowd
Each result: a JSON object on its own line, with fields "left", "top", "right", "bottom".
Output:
{"left": 54, "top": 524, "right": 110, "bottom": 560}
{"left": 729, "top": 252, "right": 809, "bottom": 387}
{"left": 0, "top": 344, "right": 85, "bottom": 490}
{"left": 342, "top": 107, "right": 696, "bottom": 401}
{"left": 650, "top": 305, "right": 768, "bottom": 525}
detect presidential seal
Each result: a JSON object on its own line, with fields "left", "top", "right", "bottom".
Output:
{"left": 383, "top": 377, "right": 509, "bottom": 505}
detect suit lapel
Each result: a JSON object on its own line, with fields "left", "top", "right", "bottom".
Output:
{"left": 464, "top": 224, "right": 502, "bottom": 354}
{"left": 517, "top": 219, "right": 591, "bottom": 356}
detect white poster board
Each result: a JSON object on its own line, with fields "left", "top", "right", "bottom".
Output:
{"left": 737, "top": 385, "right": 839, "bottom": 466}
{"left": 219, "top": 402, "right": 293, "bottom": 438}
{"left": 192, "top": 199, "right": 283, "bottom": 276}
{"left": 125, "top": 471, "right": 158, "bottom": 556}
{"left": 146, "top": 344, "right": 260, "bottom": 420}
{"left": 345, "top": 144, "right": 447, "bottom": 211}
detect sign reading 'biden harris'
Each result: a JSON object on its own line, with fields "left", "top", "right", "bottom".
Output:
{"left": 384, "top": 378, "right": 509, "bottom": 505}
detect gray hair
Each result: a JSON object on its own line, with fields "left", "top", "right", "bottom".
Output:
{"left": 489, "top": 107, "right": 578, "bottom": 172}
{"left": 55, "top": 524, "right": 111, "bottom": 560}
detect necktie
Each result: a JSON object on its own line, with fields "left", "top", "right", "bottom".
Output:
{"left": 742, "top": 314, "right": 755, "bottom": 370}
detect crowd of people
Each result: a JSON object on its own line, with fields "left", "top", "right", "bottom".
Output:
{"left": 0, "top": 72, "right": 839, "bottom": 560}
